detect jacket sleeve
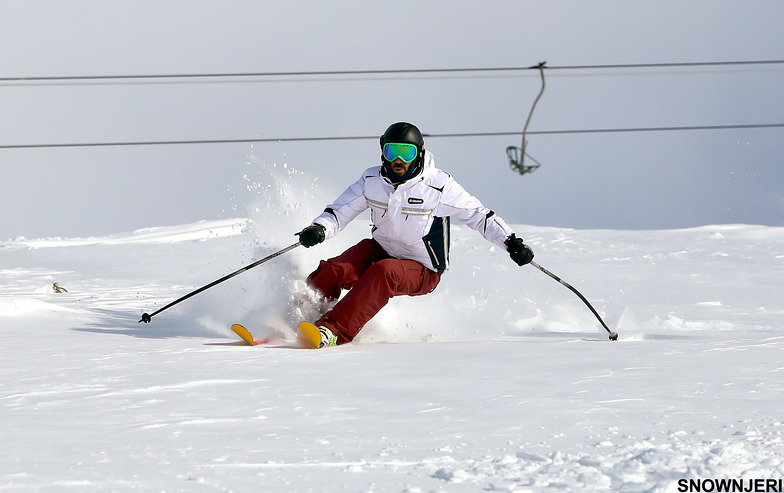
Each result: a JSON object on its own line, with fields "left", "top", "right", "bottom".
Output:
{"left": 311, "top": 173, "right": 369, "bottom": 240}
{"left": 435, "top": 176, "right": 515, "bottom": 247}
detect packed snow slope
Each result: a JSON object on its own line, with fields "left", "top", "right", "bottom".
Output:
{"left": 2, "top": 158, "right": 784, "bottom": 491}
{"left": 2, "top": 216, "right": 783, "bottom": 492}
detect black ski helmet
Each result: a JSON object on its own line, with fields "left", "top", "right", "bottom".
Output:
{"left": 380, "top": 122, "right": 425, "bottom": 183}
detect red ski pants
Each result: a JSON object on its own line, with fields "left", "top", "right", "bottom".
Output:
{"left": 306, "top": 238, "right": 441, "bottom": 344}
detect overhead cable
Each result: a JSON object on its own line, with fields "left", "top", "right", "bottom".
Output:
{"left": 2, "top": 59, "right": 783, "bottom": 83}
{"left": 1, "top": 123, "right": 782, "bottom": 150}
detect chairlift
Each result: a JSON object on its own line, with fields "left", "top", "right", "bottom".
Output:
{"left": 508, "top": 61, "right": 546, "bottom": 175}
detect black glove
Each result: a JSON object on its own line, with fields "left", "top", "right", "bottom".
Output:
{"left": 504, "top": 234, "right": 534, "bottom": 266}
{"left": 296, "top": 223, "right": 326, "bottom": 248}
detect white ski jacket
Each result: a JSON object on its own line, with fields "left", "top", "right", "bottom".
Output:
{"left": 311, "top": 150, "right": 515, "bottom": 274}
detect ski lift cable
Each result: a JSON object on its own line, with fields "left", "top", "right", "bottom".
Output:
{"left": 1, "top": 59, "right": 783, "bottom": 83}
{"left": 0, "top": 123, "right": 782, "bottom": 150}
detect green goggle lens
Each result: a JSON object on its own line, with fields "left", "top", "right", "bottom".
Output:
{"left": 383, "top": 143, "right": 418, "bottom": 163}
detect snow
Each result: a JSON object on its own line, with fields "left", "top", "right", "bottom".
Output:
{"left": 2, "top": 165, "right": 784, "bottom": 491}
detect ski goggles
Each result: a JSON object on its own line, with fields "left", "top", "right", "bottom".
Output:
{"left": 382, "top": 142, "right": 418, "bottom": 163}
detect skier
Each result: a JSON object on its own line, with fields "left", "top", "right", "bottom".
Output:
{"left": 295, "top": 122, "right": 534, "bottom": 347}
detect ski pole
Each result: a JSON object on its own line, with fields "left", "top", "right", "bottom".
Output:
{"left": 529, "top": 261, "right": 619, "bottom": 341}
{"left": 139, "top": 241, "right": 301, "bottom": 323}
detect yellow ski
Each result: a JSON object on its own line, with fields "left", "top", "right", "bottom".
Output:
{"left": 231, "top": 324, "right": 257, "bottom": 346}
{"left": 296, "top": 321, "right": 322, "bottom": 349}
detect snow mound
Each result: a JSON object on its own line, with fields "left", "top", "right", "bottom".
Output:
{"left": 0, "top": 297, "right": 83, "bottom": 317}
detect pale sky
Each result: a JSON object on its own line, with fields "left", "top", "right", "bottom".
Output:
{"left": 1, "top": 1, "right": 782, "bottom": 239}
